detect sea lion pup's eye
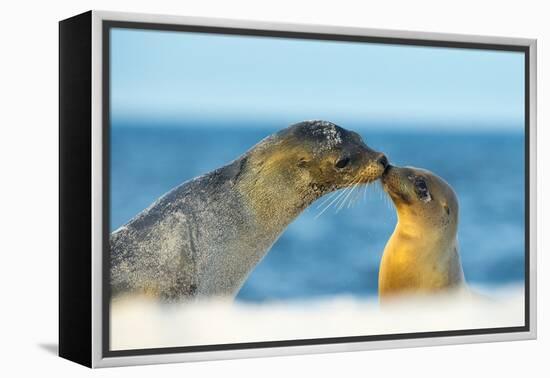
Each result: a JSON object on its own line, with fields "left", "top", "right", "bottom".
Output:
{"left": 416, "top": 179, "right": 427, "bottom": 191}
{"left": 335, "top": 157, "right": 350, "bottom": 169}
{"left": 413, "top": 177, "right": 431, "bottom": 203}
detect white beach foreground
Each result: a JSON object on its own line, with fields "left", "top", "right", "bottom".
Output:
{"left": 110, "top": 285, "right": 524, "bottom": 351}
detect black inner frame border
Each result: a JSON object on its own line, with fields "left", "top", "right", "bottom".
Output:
{"left": 102, "top": 20, "right": 531, "bottom": 358}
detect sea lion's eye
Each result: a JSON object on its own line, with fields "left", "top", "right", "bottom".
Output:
{"left": 416, "top": 180, "right": 427, "bottom": 191}
{"left": 335, "top": 157, "right": 350, "bottom": 169}
{"left": 414, "top": 178, "right": 431, "bottom": 202}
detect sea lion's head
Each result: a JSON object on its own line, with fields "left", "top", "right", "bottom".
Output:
{"left": 239, "top": 120, "right": 388, "bottom": 222}
{"left": 279, "top": 120, "right": 388, "bottom": 190}
{"left": 382, "top": 165, "right": 458, "bottom": 237}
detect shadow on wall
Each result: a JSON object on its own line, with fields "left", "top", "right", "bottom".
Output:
{"left": 37, "top": 343, "right": 58, "bottom": 356}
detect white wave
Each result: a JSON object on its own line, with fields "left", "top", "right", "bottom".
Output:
{"left": 110, "top": 285, "right": 524, "bottom": 351}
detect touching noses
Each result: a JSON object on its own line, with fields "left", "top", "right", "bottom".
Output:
{"left": 377, "top": 154, "right": 389, "bottom": 170}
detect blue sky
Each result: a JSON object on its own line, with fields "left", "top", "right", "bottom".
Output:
{"left": 110, "top": 28, "right": 525, "bottom": 131}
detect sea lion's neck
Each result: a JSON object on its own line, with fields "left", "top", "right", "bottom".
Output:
{"left": 197, "top": 155, "right": 317, "bottom": 298}
{"left": 379, "top": 221, "right": 464, "bottom": 299}
{"left": 236, "top": 153, "right": 317, "bottom": 234}
{"left": 394, "top": 217, "right": 454, "bottom": 247}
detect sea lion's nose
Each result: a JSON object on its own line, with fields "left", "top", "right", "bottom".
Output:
{"left": 377, "top": 154, "right": 389, "bottom": 170}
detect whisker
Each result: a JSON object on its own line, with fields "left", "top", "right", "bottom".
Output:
{"left": 315, "top": 186, "right": 341, "bottom": 209}
{"left": 379, "top": 182, "right": 393, "bottom": 210}
{"left": 359, "top": 182, "right": 369, "bottom": 204}
{"left": 348, "top": 182, "right": 365, "bottom": 208}
{"left": 331, "top": 176, "right": 358, "bottom": 209}
{"left": 315, "top": 176, "right": 359, "bottom": 219}
{"left": 340, "top": 185, "right": 356, "bottom": 211}
{"left": 337, "top": 180, "right": 361, "bottom": 212}
{"left": 350, "top": 182, "right": 361, "bottom": 206}
{"left": 333, "top": 176, "right": 361, "bottom": 210}
{"left": 351, "top": 177, "right": 368, "bottom": 207}
{"left": 315, "top": 190, "right": 349, "bottom": 219}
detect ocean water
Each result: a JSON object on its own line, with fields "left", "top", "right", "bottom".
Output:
{"left": 110, "top": 124, "right": 525, "bottom": 302}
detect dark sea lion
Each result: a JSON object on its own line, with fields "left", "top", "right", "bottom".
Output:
{"left": 111, "top": 120, "right": 388, "bottom": 301}
{"left": 379, "top": 165, "right": 466, "bottom": 301}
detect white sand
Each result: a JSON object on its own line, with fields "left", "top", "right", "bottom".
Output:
{"left": 110, "top": 285, "right": 524, "bottom": 351}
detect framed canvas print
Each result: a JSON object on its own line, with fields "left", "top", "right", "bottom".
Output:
{"left": 59, "top": 10, "right": 537, "bottom": 368}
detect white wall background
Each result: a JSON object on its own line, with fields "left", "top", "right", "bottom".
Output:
{"left": 0, "top": 0, "right": 546, "bottom": 376}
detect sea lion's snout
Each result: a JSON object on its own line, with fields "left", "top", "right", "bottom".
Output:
{"left": 378, "top": 155, "right": 389, "bottom": 171}
{"left": 381, "top": 164, "right": 418, "bottom": 205}
{"left": 373, "top": 154, "right": 390, "bottom": 178}
{"left": 381, "top": 164, "right": 404, "bottom": 198}
{"left": 382, "top": 163, "right": 395, "bottom": 179}
{"left": 354, "top": 148, "right": 390, "bottom": 184}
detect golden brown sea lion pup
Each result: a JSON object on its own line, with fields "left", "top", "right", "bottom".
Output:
{"left": 379, "top": 165, "right": 466, "bottom": 301}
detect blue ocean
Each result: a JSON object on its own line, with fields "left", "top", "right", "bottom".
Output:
{"left": 110, "top": 123, "right": 525, "bottom": 302}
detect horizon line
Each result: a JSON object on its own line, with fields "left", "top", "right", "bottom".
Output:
{"left": 110, "top": 115, "right": 525, "bottom": 133}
